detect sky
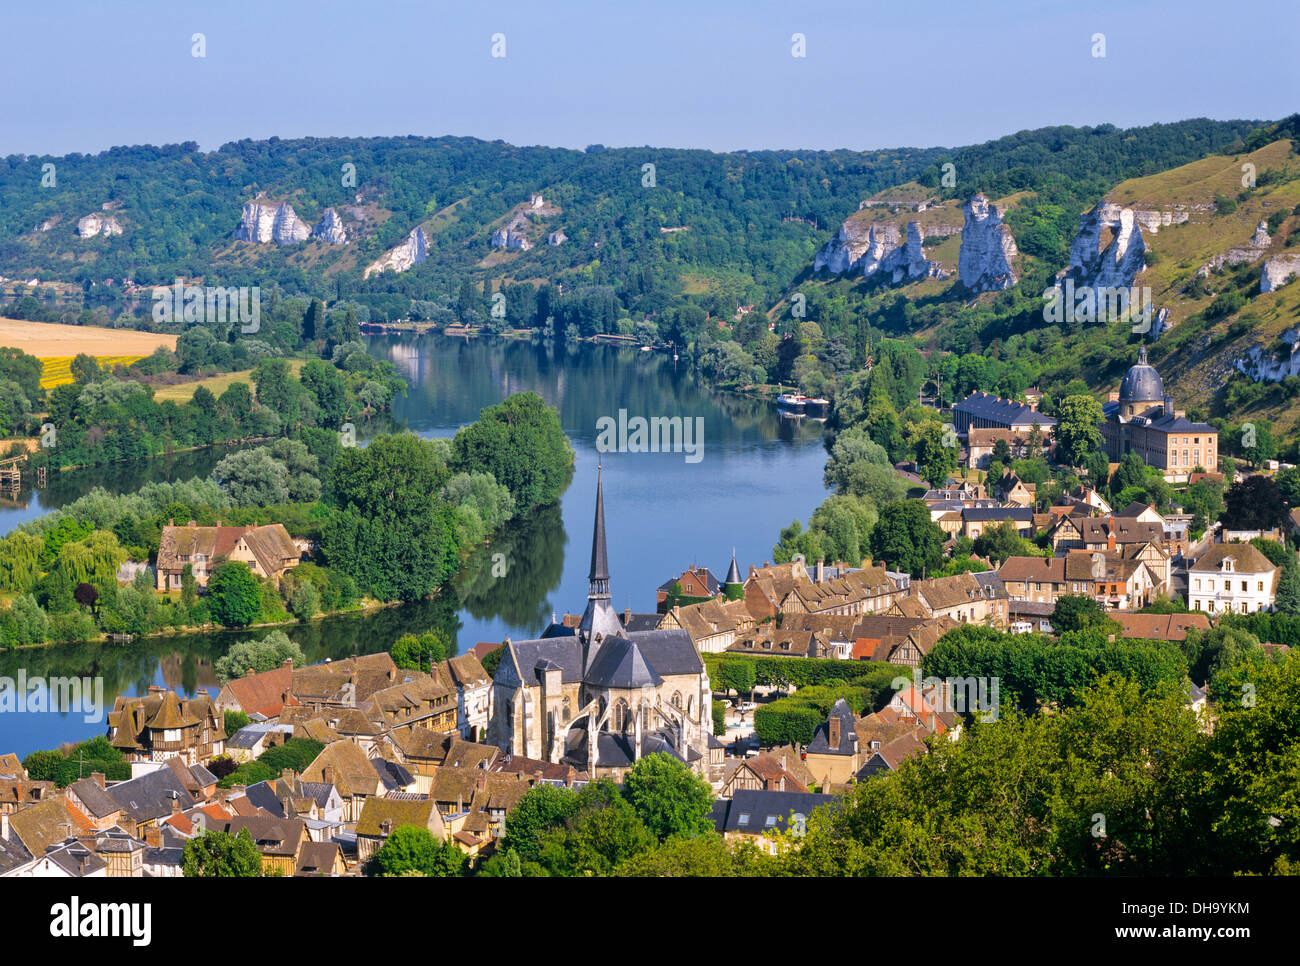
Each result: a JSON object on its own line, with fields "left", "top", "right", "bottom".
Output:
{"left": 1, "top": 0, "right": 1296, "bottom": 158}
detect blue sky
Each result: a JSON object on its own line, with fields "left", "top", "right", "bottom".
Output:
{"left": 2, "top": 0, "right": 1295, "bottom": 157}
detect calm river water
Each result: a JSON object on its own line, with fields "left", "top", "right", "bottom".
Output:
{"left": 0, "top": 335, "right": 831, "bottom": 755}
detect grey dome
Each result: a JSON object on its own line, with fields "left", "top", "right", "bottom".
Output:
{"left": 1119, "top": 347, "right": 1164, "bottom": 403}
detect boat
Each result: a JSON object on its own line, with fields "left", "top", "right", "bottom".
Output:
{"left": 776, "top": 392, "right": 807, "bottom": 414}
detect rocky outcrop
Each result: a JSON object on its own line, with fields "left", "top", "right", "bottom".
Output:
{"left": 1261, "top": 254, "right": 1300, "bottom": 293}
{"left": 364, "top": 227, "right": 428, "bottom": 278}
{"left": 491, "top": 211, "right": 534, "bottom": 250}
{"left": 1066, "top": 202, "right": 1146, "bottom": 292}
{"left": 958, "top": 194, "right": 1018, "bottom": 292}
{"left": 548, "top": 230, "right": 567, "bottom": 246}
{"left": 74, "top": 214, "right": 123, "bottom": 237}
{"left": 234, "top": 201, "right": 311, "bottom": 245}
{"left": 1235, "top": 327, "right": 1300, "bottom": 382}
{"left": 311, "top": 208, "right": 347, "bottom": 245}
{"left": 1198, "top": 221, "right": 1273, "bottom": 277}
{"left": 814, "top": 219, "right": 949, "bottom": 281}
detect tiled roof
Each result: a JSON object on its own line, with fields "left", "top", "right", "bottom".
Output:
{"left": 954, "top": 391, "right": 1056, "bottom": 427}
{"left": 1190, "top": 542, "right": 1279, "bottom": 574}
{"left": 1117, "top": 613, "right": 1212, "bottom": 641}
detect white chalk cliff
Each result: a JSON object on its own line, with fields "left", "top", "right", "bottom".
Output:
{"left": 958, "top": 194, "right": 1018, "bottom": 292}
{"left": 74, "top": 214, "right": 123, "bottom": 238}
{"left": 312, "top": 208, "right": 347, "bottom": 245}
{"left": 814, "top": 219, "right": 949, "bottom": 281}
{"left": 234, "top": 201, "right": 312, "bottom": 245}
{"left": 1261, "top": 254, "right": 1300, "bottom": 293}
{"left": 1235, "top": 326, "right": 1300, "bottom": 382}
{"left": 1198, "top": 221, "right": 1273, "bottom": 277}
{"left": 1065, "top": 202, "right": 1147, "bottom": 291}
{"left": 364, "top": 227, "right": 428, "bottom": 278}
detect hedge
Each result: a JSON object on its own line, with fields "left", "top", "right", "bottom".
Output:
{"left": 711, "top": 699, "right": 726, "bottom": 737}
{"left": 704, "top": 652, "right": 905, "bottom": 691}
{"left": 752, "top": 681, "right": 897, "bottom": 747}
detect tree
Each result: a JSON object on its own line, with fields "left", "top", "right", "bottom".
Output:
{"left": 716, "top": 657, "right": 756, "bottom": 698}
{"left": 369, "top": 825, "right": 466, "bottom": 876}
{"left": 869, "top": 501, "right": 944, "bottom": 577}
{"left": 207, "top": 562, "right": 264, "bottom": 627}
{"left": 214, "top": 630, "right": 306, "bottom": 681}
{"left": 180, "top": 564, "right": 197, "bottom": 609}
{"left": 912, "top": 422, "right": 958, "bottom": 489}
{"left": 450, "top": 393, "right": 573, "bottom": 512}
{"left": 390, "top": 629, "right": 452, "bottom": 672}
{"left": 74, "top": 581, "right": 99, "bottom": 613}
{"left": 501, "top": 784, "right": 580, "bottom": 862}
{"left": 183, "top": 827, "right": 265, "bottom": 877}
{"left": 621, "top": 753, "right": 715, "bottom": 842}
{"left": 991, "top": 438, "right": 1012, "bottom": 464}
{"left": 1051, "top": 594, "right": 1116, "bottom": 635}
{"left": 973, "top": 520, "right": 1038, "bottom": 565}
{"left": 1054, "top": 395, "right": 1104, "bottom": 467}
{"left": 213, "top": 447, "right": 290, "bottom": 506}
{"left": 1222, "top": 475, "right": 1288, "bottom": 532}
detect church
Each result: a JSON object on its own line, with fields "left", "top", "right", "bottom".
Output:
{"left": 1100, "top": 347, "right": 1218, "bottom": 481}
{"left": 487, "top": 470, "right": 714, "bottom": 780}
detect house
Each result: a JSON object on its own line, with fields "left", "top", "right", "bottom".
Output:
{"left": 244, "top": 771, "right": 344, "bottom": 830}
{"left": 952, "top": 391, "right": 1056, "bottom": 437}
{"left": 215, "top": 659, "right": 298, "bottom": 718}
{"left": 961, "top": 506, "right": 1036, "bottom": 540}
{"left": 1063, "top": 551, "right": 1160, "bottom": 611}
{"left": 1118, "top": 501, "right": 1165, "bottom": 526}
{"left": 155, "top": 520, "right": 300, "bottom": 591}
{"left": 999, "top": 556, "right": 1068, "bottom": 604}
{"left": 438, "top": 653, "right": 493, "bottom": 741}
{"left": 1117, "top": 613, "right": 1212, "bottom": 642}
{"left": 299, "top": 741, "right": 385, "bottom": 822}
{"left": 4, "top": 796, "right": 96, "bottom": 861}
{"left": 105, "top": 687, "right": 226, "bottom": 774}
{"left": 224, "top": 722, "right": 295, "bottom": 763}
{"left": 719, "top": 753, "right": 810, "bottom": 797}
{"left": 711, "top": 788, "right": 838, "bottom": 855}
{"left": 850, "top": 615, "right": 932, "bottom": 660}
{"left": 355, "top": 797, "right": 445, "bottom": 864}
{"left": 661, "top": 596, "right": 757, "bottom": 653}
{"left": 385, "top": 732, "right": 499, "bottom": 793}
{"left": 656, "top": 565, "right": 721, "bottom": 610}
{"left": 965, "top": 427, "right": 1052, "bottom": 469}
{"left": 295, "top": 840, "right": 345, "bottom": 876}
{"left": 1188, "top": 543, "right": 1279, "bottom": 615}
{"left": 743, "top": 560, "right": 812, "bottom": 620}
{"left": 290, "top": 652, "right": 400, "bottom": 710}
{"left": 785, "top": 565, "right": 900, "bottom": 618}
{"left": 867, "top": 618, "right": 957, "bottom": 668}
{"left": 993, "top": 471, "right": 1037, "bottom": 508}
{"left": 855, "top": 730, "right": 930, "bottom": 779}
{"left": 802, "top": 700, "right": 861, "bottom": 786}
{"left": 217, "top": 816, "right": 306, "bottom": 875}
{"left": 726, "top": 627, "right": 831, "bottom": 659}
{"left": 908, "top": 573, "right": 1008, "bottom": 626}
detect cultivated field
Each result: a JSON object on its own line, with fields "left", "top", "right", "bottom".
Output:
{"left": 0, "top": 317, "right": 176, "bottom": 357}
{"left": 0, "top": 318, "right": 177, "bottom": 389}
{"left": 152, "top": 359, "right": 306, "bottom": 403}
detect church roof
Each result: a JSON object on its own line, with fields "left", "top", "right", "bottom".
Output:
{"left": 584, "top": 636, "right": 663, "bottom": 689}
{"left": 589, "top": 467, "right": 610, "bottom": 583}
{"left": 725, "top": 553, "right": 743, "bottom": 586}
{"left": 1118, "top": 347, "right": 1165, "bottom": 403}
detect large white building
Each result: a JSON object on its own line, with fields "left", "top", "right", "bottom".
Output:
{"left": 1188, "top": 543, "right": 1279, "bottom": 616}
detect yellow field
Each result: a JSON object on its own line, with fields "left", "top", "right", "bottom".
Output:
{"left": 0, "top": 318, "right": 177, "bottom": 390}
{"left": 40, "top": 355, "right": 149, "bottom": 389}
{"left": 153, "top": 359, "right": 306, "bottom": 403}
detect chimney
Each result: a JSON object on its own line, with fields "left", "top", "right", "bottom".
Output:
{"left": 0, "top": 812, "right": 7, "bottom": 840}
{"left": 322, "top": 766, "right": 334, "bottom": 785}
{"left": 91, "top": 771, "right": 106, "bottom": 789}
{"left": 171, "top": 796, "right": 182, "bottom": 816}
{"left": 280, "top": 768, "right": 295, "bottom": 784}
{"left": 143, "top": 826, "right": 161, "bottom": 848}
{"left": 168, "top": 518, "right": 174, "bottom": 526}
{"left": 624, "top": 607, "right": 631, "bottom": 623}
{"left": 828, "top": 716, "right": 841, "bottom": 749}
{"left": 1107, "top": 527, "right": 1116, "bottom": 552}
{"left": 816, "top": 559, "right": 825, "bottom": 583}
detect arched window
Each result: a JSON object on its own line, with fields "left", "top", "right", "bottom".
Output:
{"left": 562, "top": 697, "right": 572, "bottom": 722}
{"left": 613, "top": 698, "right": 630, "bottom": 732}
{"left": 671, "top": 690, "right": 683, "bottom": 709}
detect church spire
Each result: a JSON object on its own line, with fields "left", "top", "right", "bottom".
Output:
{"left": 588, "top": 463, "right": 610, "bottom": 596}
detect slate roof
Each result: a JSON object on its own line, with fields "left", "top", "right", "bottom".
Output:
{"left": 1118, "top": 350, "right": 1165, "bottom": 402}
{"left": 961, "top": 507, "right": 1036, "bottom": 523}
{"left": 713, "top": 789, "right": 838, "bottom": 834}
{"left": 806, "top": 699, "right": 858, "bottom": 756}
{"left": 107, "top": 768, "right": 196, "bottom": 825}
{"left": 953, "top": 391, "right": 1056, "bottom": 427}
{"left": 585, "top": 636, "right": 664, "bottom": 688}
{"left": 218, "top": 816, "right": 305, "bottom": 857}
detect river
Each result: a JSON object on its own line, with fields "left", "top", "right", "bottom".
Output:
{"left": 0, "top": 335, "right": 831, "bottom": 756}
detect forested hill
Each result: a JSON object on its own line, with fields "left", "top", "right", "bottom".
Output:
{"left": 0, "top": 118, "right": 1262, "bottom": 320}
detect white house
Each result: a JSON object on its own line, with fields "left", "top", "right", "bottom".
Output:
{"left": 1188, "top": 543, "right": 1280, "bottom": 616}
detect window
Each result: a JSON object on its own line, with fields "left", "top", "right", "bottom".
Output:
{"left": 1241, "top": 581, "right": 1248, "bottom": 592}
{"left": 765, "top": 816, "right": 778, "bottom": 827}
{"left": 1258, "top": 581, "right": 1264, "bottom": 592}
{"left": 1194, "top": 579, "right": 1200, "bottom": 591}
{"left": 737, "top": 813, "right": 750, "bottom": 826}
{"left": 1209, "top": 601, "right": 1215, "bottom": 612}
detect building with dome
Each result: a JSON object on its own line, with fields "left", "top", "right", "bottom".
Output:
{"left": 486, "top": 470, "right": 713, "bottom": 780}
{"left": 1100, "top": 347, "right": 1217, "bottom": 481}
